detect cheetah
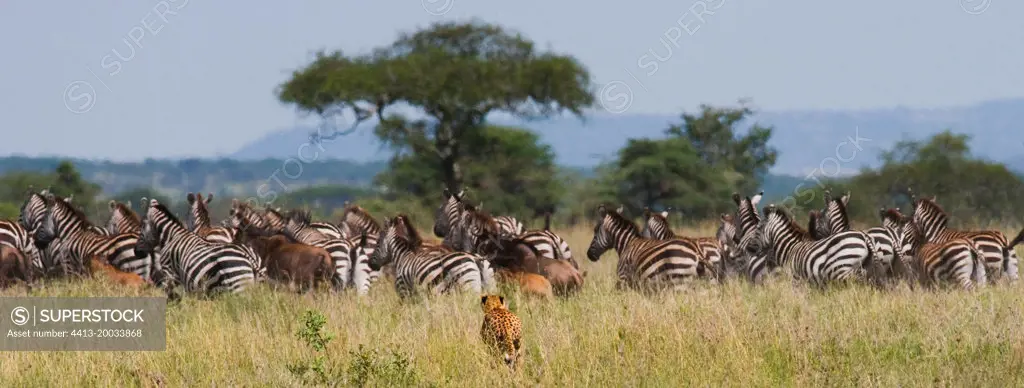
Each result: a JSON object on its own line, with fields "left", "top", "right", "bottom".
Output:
{"left": 480, "top": 294, "right": 522, "bottom": 370}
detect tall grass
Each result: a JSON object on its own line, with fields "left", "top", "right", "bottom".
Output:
{"left": 2, "top": 224, "right": 1023, "bottom": 387}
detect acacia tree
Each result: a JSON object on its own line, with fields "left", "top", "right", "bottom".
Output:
{"left": 277, "top": 20, "right": 594, "bottom": 192}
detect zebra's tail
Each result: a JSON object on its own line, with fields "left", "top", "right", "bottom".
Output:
{"left": 476, "top": 258, "right": 495, "bottom": 292}
{"left": 1000, "top": 227, "right": 1024, "bottom": 281}
{"left": 969, "top": 242, "right": 987, "bottom": 290}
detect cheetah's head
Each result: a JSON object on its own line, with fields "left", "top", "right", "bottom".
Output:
{"left": 480, "top": 294, "right": 506, "bottom": 313}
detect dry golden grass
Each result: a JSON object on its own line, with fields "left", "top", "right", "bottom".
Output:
{"left": 2, "top": 224, "right": 1023, "bottom": 387}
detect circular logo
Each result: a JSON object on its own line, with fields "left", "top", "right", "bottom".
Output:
{"left": 597, "top": 81, "right": 634, "bottom": 114}
{"left": 422, "top": 0, "right": 455, "bottom": 16}
{"left": 63, "top": 81, "right": 97, "bottom": 114}
{"left": 959, "top": 0, "right": 991, "bottom": 15}
{"left": 10, "top": 306, "right": 29, "bottom": 326}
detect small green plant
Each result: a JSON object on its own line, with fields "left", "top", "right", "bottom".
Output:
{"left": 288, "top": 309, "right": 336, "bottom": 384}
{"left": 346, "top": 345, "right": 424, "bottom": 388}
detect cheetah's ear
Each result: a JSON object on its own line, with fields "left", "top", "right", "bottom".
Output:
{"left": 480, "top": 295, "right": 487, "bottom": 305}
{"left": 499, "top": 295, "right": 505, "bottom": 307}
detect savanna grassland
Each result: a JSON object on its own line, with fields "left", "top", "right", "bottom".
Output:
{"left": 2, "top": 224, "right": 1024, "bottom": 387}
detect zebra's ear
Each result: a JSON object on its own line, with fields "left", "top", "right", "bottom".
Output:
{"left": 443, "top": 188, "right": 451, "bottom": 199}
{"left": 125, "top": 200, "right": 132, "bottom": 209}
{"left": 842, "top": 191, "right": 851, "bottom": 205}
{"left": 108, "top": 200, "right": 117, "bottom": 210}
{"left": 731, "top": 193, "right": 741, "bottom": 206}
{"left": 206, "top": 193, "right": 214, "bottom": 204}
{"left": 660, "top": 211, "right": 669, "bottom": 218}
{"left": 642, "top": 207, "right": 651, "bottom": 219}
{"left": 456, "top": 190, "right": 465, "bottom": 201}
{"left": 597, "top": 205, "right": 608, "bottom": 217}
{"left": 751, "top": 191, "right": 763, "bottom": 207}
{"left": 720, "top": 213, "right": 731, "bottom": 222}
{"left": 186, "top": 193, "right": 196, "bottom": 204}
{"left": 231, "top": 198, "right": 239, "bottom": 208}
{"left": 615, "top": 205, "right": 624, "bottom": 215}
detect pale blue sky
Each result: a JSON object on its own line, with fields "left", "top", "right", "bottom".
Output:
{"left": 1, "top": 0, "right": 1020, "bottom": 161}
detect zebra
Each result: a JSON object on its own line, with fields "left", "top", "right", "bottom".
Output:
{"left": 757, "top": 204, "right": 877, "bottom": 287}
{"left": 0, "top": 220, "right": 43, "bottom": 280}
{"left": 586, "top": 204, "right": 709, "bottom": 291}
{"left": 31, "top": 192, "right": 150, "bottom": 280}
{"left": 432, "top": 188, "right": 523, "bottom": 239}
{"left": 20, "top": 191, "right": 108, "bottom": 275}
{"left": 135, "top": 198, "right": 256, "bottom": 294}
{"left": 186, "top": 193, "right": 235, "bottom": 244}
{"left": 105, "top": 200, "right": 142, "bottom": 235}
{"left": 814, "top": 192, "right": 891, "bottom": 286}
{"left": 456, "top": 203, "right": 576, "bottom": 269}
{"left": 641, "top": 208, "right": 736, "bottom": 282}
{"left": 368, "top": 214, "right": 487, "bottom": 298}
{"left": 283, "top": 208, "right": 378, "bottom": 292}
{"left": 815, "top": 188, "right": 850, "bottom": 237}
{"left": 731, "top": 191, "right": 774, "bottom": 283}
{"left": 908, "top": 189, "right": 1024, "bottom": 283}
{"left": 900, "top": 220, "right": 987, "bottom": 290}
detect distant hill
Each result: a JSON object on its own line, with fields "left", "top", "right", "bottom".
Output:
{"left": 231, "top": 98, "right": 1024, "bottom": 176}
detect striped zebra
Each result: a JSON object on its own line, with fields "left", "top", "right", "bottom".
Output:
{"left": 587, "top": 204, "right": 710, "bottom": 290}
{"left": 816, "top": 192, "right": 891, "bottom": 285}
{"left": 901, "top": 220, "right": 987, "bottom": 290}
{"left": 731, "top": 191, "right": 775, "bottom": 283}
{"left": 457, "top": 203, "right": 576, "bottom": 269}
{"left": 20, "top": 191, "right": 109, "bottom": 274}
{"left": 641, "top": 208, "right": 736, "bottom": 282}
{"left": 368, "top": 214, "right": 487, "bottom": 298}
{"left": 31, "top": 192, "right": 150, "bottom": 280}
{"left": 186, "top": 193, "right": 235, "bottom": 243}
{"left": 136, "top": 199, "right": 255, "bottom": 294}
{"left": 432, "top": 189, "right": 523, "bottom": 239}
{"left": 909, "top": 190, "right": 1023, "bottom": 283}
{"left": 0, "top": 220, "right": 42, "bottom": 280}
{"left": 758, "top": 204, "right": 877, "bottom": 287}
{"left": 105, "top": 200, "right": 142, "bottom": 235}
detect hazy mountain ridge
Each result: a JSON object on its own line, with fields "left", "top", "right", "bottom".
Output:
{"left": 231, "top": 98, "right": 1024, "bottom": 175}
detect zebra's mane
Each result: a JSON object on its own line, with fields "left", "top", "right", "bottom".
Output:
{"left": 343, "top": 203, "right": 381, "bottom": 232}
{"left": 110, "top": 201, "right": 141, "bottom": 227}
{"left": 391, "top": 214, "right": 423, "bottom": 247}
{"left": 807, "top": 210, "right": 823, "bottom": 239}
{"left": 881, "top": 208, "right": 908, "bottom": 225}
{"left": 463, "top": 204, "right": 500, "bottom": 235}
{"left": 765, "top": 205, "right": 811, "bottom": 239}
{"left": 600, "top": 205, "right": 641, "bottom": 236}
{"left": 150, "top": 202, "right": 186, "bottom": 229}
{"left": 48, "top": 194, "right": 98, "bottom": 229}
{"left": 287, "top": 208, "right": 313, "bottom": 225}
{"left": 914, "top": 198, "right": 948, "bottom": 223}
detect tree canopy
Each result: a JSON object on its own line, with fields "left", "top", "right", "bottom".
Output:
{"left": 277, "top": 20, "right": 595, "bottom": 193}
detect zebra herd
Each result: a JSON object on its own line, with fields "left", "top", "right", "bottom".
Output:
{"left": 2, "top": 186, "right": 1022, "bottom": 297}
{"left": 622, "top": 188, "right": 1023, "bottom": 290}
{"left": 0, "top": 188, "right": 578, "bottom": 299}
